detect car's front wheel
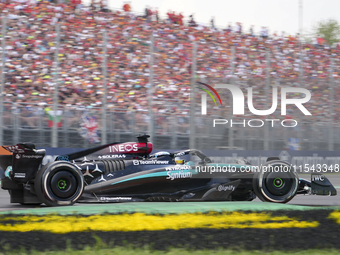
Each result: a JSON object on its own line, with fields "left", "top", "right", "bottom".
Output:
{"left": 252, "top": 160, "right": 298, "bottom": 203}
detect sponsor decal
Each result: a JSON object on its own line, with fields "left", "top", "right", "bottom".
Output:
{"left": 14, "top": 173, "right": 26, "bottom": 178}
{"left": 22, "top": 154, "right": 44, "bottom": 159}
{"left": 83, "top": 166, "right": 94, "bottom": 178}
{"left": 133, "top": 160, "right": 169, "bottom": 165}
{"left": 109, "top": 143, "right": 139, "bottom": 153}
{"left": 56, "top": 155, "right": 70, "bottom": 161}
{"left": 312, "top": 175, "right": 325, "bottom": 182}
{"left": 15, "top": 154, "right": 21, "bottom": 159}
{"left": 98, "top": 175, "right": 106, "bottom": 182}
{"left": 100, "top": 197, "right": 132, "bottom": 201}
{"left": 217, "top": 185, "right": 235, "bottom": 192}
{"left": 165, "top": 166, "right": 191, "bottom": 171}
{"left": 82, "top": 156, "right": 90, "bottom": 162}
{"left": 93, "top": 164, "right": 102, "bottom": 173}
{"left": 166, "top": 170, "right": 192, "bottom": 181}
{"left": 98, "top": 154, "right": 126, "bottom": 159}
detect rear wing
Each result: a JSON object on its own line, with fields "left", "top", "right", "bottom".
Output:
{"left": 1, "top": 143, "right": 45, "bottom": 182}
{"left": 2, "top": 143, "right": 38, "bottom": 154}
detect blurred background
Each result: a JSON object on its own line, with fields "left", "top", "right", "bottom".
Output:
{"left": 0, "top": 0, "right": 339, "bottom": 151}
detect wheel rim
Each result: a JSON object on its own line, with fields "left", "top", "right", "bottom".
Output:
{"left": 58, "top": 180, "right": 67, "bottom": 190}
{"left": 50, "top": 171, "right": 78, "bottom": 199}
{"left": 273, "top": 178, "right": 283, "bottom": 188}
{"left": 263, "top": 171, "right": 294, "bottom": 198}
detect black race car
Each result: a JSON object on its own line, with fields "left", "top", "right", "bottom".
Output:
{"left": 0, "top": 135, "right": 337, "bottom": 206}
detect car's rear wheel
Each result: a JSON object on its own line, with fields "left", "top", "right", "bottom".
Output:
{"left": 34, "top": 161, "right": 84, "bottom": 206}
{"left": 20, "top": 203, "right": 42, "bottom": 206}
{"left": 252, "top": 160, "right": 298, "bottom": 203}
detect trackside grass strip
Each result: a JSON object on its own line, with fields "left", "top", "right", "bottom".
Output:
{"left": 3, "top": 248, "right": 340, "bottom": 255}
{"left": 0, "top": 212, "right": 318, "bottom": 233}
{"left": 0, "top": 210, "right": 339, "bottom": 251}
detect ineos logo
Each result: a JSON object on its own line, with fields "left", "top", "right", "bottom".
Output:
{"left": 109, "top": 143, "right": 139, "bottom": 153}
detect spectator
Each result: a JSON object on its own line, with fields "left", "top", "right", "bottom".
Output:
{"left": 188, "top": 14, "right": 196, "bottom": 27}
{"left": 260, "top": 26, "right": 268, "bottom": 39}
{"left": 90, "top": 0, "right": 95, "bottom": 11}
{"left": 225, "top": 23, "right": 232, "bottom": 32}
{"left": 101, "top": 0, "right": 108, "bottom": 12}
{"left": 123, "top": 2, "right": 131, "bottom": 12}
{"left": 155, "top": 8, "right": 159, "bottom": 23}
{"left": 71, "top": 0, "right": 81, "bottom": 11}
{"left": 145, "top": 6, "right": 150, "bottom": 19}
{"left": 234, "top": 22, "right": 242, "bottom": 34}
{"left": 19, "top": 105, "right": 39, "bottom": 128}
{"left": 0, "top": 0, "right": 338, "bottom": 126}
{"left": 177, "top": 13, "right": 184, "bottom": 25}
{"left": 211, "top": 17, "right": 215, "bottom": 30}
{"left": 249, "top": 25, "right": 254, "bottom": 36}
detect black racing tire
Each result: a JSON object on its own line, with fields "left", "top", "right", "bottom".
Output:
{"left": 20, "top": 203, "right": 42, "bottom": 206}
{"left": 252, "top": 160, "right": 298, "bottom": 203}
{"left": 34, "top": 161, "right": 84, "bottom": 206}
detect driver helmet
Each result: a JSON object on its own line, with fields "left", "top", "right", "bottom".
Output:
{"left": 175, "top": 157, "right": 185, "bottom": 164}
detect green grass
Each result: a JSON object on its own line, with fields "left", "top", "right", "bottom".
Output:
{"left": 1, "top": 247, "right": 340, "bottom": 255}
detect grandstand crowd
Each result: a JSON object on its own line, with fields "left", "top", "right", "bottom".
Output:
{"left": 0, "top": 0, "right": 340, "bottom": 129}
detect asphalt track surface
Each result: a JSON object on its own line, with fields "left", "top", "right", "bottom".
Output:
{"left": 1, "top": 174, "right": 340, "bottom": 212}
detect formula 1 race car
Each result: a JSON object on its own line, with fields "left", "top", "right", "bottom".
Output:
{"left": 0, "top": 135, "right": 337, "bottom": 206}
